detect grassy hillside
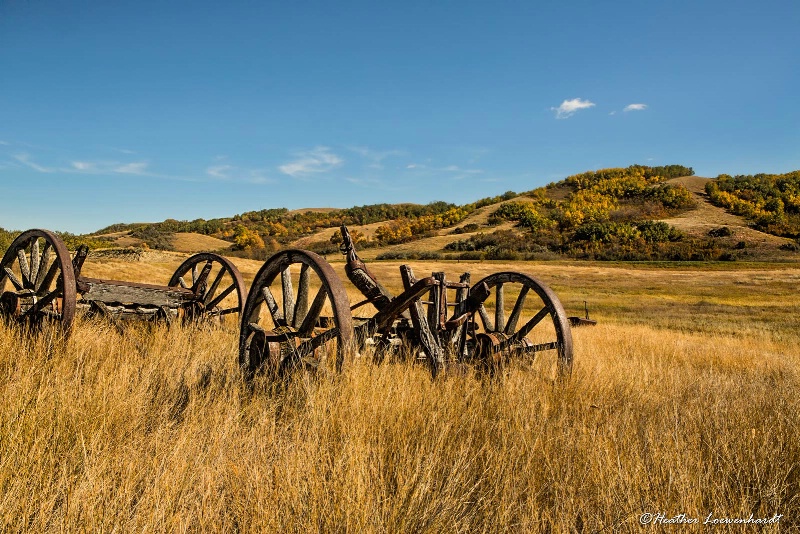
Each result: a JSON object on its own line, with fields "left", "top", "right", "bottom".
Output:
{"left": 4, "top": 164, "right": 800, "bottom": 261}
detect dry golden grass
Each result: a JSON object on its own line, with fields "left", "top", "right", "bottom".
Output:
{"left": 171, "top": 233, "right": 232, "bottom": 253}
{"left": 2, "top": 259, "right": 799, "bottom": 532}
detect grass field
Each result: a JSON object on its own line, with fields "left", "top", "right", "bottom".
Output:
{"left": 1, "top": 257, "right": 799, "bottom": 532}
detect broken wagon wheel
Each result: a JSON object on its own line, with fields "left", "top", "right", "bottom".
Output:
{"left": 239, "top": 249, "right": 354, "bottom": 380}
{"left": 168, "top": 253, "right": 245, "bottom": 328}
{"left": 466, "top": 272, "right": 573, "bottom": 378}
{"left": 0, "top": 229, "right": 76, "bottom": 335}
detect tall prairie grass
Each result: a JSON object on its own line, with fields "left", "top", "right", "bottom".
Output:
{"left": 1, "top": 260, "right": 799, "bottom": 532}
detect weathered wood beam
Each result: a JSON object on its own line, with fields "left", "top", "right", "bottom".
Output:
{"left": 76, "top": 277, "right": 196, "bottom": 307}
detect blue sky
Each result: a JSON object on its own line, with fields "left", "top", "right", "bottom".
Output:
{"left": 1, "top": 0, "right": 798, "bottom": 234}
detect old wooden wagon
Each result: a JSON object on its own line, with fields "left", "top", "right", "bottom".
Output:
{"left": 239, "top": 225, "right": 575, "bottom": 379}
{"left": 0, "top": 229, "right": 245, "bottom": 334}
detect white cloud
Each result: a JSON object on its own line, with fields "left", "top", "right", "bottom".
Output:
{"left": 624, "top": 103, "right": 647, "bottom": 112}
{"left": 69, "top": 160, "right": 150, "bottom": 175}
{"left": 279, "top": 146, "right": 343, "bottom": 177}
{"left": 552, "top": 98, "right": 595, "bottom": 119}
{"left": 14, "top": 153, "right": 54, "bottom": 173}
{"left": 347, "top": 146, "right": 405, "bottom": 169}
{"left": 207, "top": 163, "right": 273, "bottom": 184}
{"left": 206, "top": 165, "right": 233, "bottom": 180}
{"left": 114, "top": 162, "right": 149, "bottom": 174}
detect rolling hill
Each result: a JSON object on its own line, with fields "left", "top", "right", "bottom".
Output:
{"left": 4, "top": 165, "right": 798, "bottom": 262}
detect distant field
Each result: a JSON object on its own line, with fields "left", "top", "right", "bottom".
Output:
{"left": 1, "top": 256, "right": 798, "bottom": 531}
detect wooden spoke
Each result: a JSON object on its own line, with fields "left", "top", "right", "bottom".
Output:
{"left": 512, "top": 306, "right": 550, "bottom": 343}
{"left": 467, "top": 271, "right": 573, "bottom": 378}
{"left": 168, "top": 252, "right": 245, "bottom": 327}
{"left": 215, "top": 307, "right": 240, "bottom": 316}
{"left": 194, "top": 260, "right": 214, "bottom": 293}
{"left": 206, "top": 284, "right": 235, "bottom": 310}
{"left": 37, "top": 260, "right": 60, "bottom": 296}
{"left": 22, "top": 286, "right": 61, "bottom": 318}
{"left": 261, "top": 286, "right": 284, "bottom": 325}
{"left": 504, "top": 286, "right": 529, "bottom": 335}
{"left": 239, "top": 249, "right": 353, "bottom": 378}
{"left": 281, "top": 266, "right": 295, "bottom": 326}
{"left": 478, "top": 304, "right": 494, "bottom": 332}
{"left": 494, "top": 283, "right": 505, "bottom": 333}
{"left": 4, "top": 267, "right": 24, "bottom": 291}
{"left": 29, "top": 239, "right": 40, "bottom": 288}
{"left": 293, "top": 263, "right": 310, "bottom": 328}
{"left": 296, "top": 327, "right": 340, "bottom": 357}
{"left": 203, "top": 267, "right": 227, "bottom": 305}
{"left": 523, "top": 341, "right": 560, "bottom": 354}
{"left": 0, "top": 229, "right": 76, "bottom": 335}
{"left": 17, "top": 246, "right": 31, "bottom": 288}
{"left": 298, "top": 286, "right": 328, "bottom": 336}
{"left": 34, "top": 242, "right": 52, "bottom": 291}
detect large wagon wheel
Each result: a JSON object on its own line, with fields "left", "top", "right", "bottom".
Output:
{"left": 467, "top": 272, "right": 573, "bottom": 377}
{"left": 0, "top": 229, "right": 76, "bottom": 335}
{"left": 239, "top": 250, "right": 354, "bottom": 379}
{"left": 168, "top": 253, "right": 245, "bottom": 327}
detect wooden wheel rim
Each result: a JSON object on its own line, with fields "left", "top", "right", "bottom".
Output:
{"left": 168, "top": 253, "right": 246, "bottom": 325}
{"left": 0, "top": 229, "right": 76, "bottom": 335}
{"left": 469, "top": 271, "right": 573, "bottom": 377}
{"left": 239, "top": 249, "right": 354, "bottom": 378}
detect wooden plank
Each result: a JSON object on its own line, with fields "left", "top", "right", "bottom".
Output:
{"left": 400, "top": 265, "right": 443, "bottom": 375}
{"left": 449, "top": 272, "right": 470, "bottom": 356}
{"left": 371, "top": 275, "right": 438, "bottom": 331}
{"left": 76, "top": 277, "right": 196, "bottom": 307}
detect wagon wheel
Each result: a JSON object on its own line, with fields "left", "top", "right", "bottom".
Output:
{"left": 0, "top": 229, "right": 76, "bottom": 335}
{"left": 168, "top": 253, "right": 245, "bottom": 328}
{"left": 466, "top": 272, "right": 573, "bottom": 377}
{"left": 239, "top": 249, "right": 354, "bottom": 380}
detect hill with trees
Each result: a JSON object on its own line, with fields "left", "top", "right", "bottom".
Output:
{"left": 3, "top": 164, "right": 799, "bottom": 262}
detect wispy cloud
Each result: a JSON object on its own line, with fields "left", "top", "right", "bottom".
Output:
{"left": 406, "top": 163, "right": 483, "bottom": 176}
{"left": 279, "top": 146, "right": 343, "bottom": 178}
{"left": 70, "top": 160, "right": 151, "bottom": 175}
{"left": 552, "top": 98, "right": 595, "bottom": 119}
{"left": 348, "top": 146, "right": 405, "bottom": 169}
{"left": 15, "top": 153, "right": 164, "bottom": 178}
{"left": 0, "top": 140, "right": 9, "bottom": 146}
{"left": 207, "top": 165, "right": 233, "bottom": 180}
{"left": 14, "top": 153, "right": 55, "bottom": 173}
{"left": 206, "top": 164, "right": 273, "bottom": 184}
{"left": 624, "top": 103, "right": 647, "bottom": 112}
